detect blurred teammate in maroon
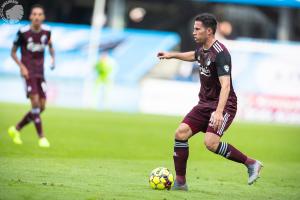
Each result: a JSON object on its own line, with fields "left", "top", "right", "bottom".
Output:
{"left": 158, "top": 13, "right": 263, "bottom": 190}
{"left": 8, "top": 4, "right": 55, "bottom": 148}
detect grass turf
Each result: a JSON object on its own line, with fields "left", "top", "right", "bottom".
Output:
{"left": 0, "top": 102, "right": 300, "bottom": 200}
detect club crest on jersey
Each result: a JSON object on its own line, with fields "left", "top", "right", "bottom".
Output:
{"left": 41, "top": 34, "right": 48, "bottom": 44}
{"left": 224, "top": 65, "right": 229, "bottom": 72}
{"left": 206, "top": 58, "right": 211, "bottom": 66}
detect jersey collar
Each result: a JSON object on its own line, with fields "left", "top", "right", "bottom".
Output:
{"left": 203, "top": 39, "right": 218, "bottom": 52}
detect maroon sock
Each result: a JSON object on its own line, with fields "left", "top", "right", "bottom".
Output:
{"left": 245, "top": 157, "right": 256, "bottom": 166}
{"left": 173, "top": 139, "right": 189, "bottom": 184}
{"left": 31, "top": 108, "right": 44, "bottom": 138}
{"left": 215, "top": 142, "right": 247, "bottom": 164}
{"left": 16, "top": 111, "right": 33, "bottom": 131}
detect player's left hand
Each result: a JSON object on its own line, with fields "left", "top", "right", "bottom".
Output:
{"left": 210, "top": 111, "right": 224, "bottom": 131}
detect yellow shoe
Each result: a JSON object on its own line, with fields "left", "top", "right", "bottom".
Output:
{"left": 38, "top": 137, "right": 50, "bottom": 148}
{"left": 8, "top": 126, "right": 23, "bottom": 145}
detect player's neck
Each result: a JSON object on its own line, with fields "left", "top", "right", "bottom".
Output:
{"left": 203, "top": 37, "right": 216, "bottom": 50}
{"left": 31, "top": 24, "right": 42, "bottom": 32}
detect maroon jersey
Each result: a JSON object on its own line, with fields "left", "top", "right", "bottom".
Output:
{"left": 13, "top": 24, "right": 51, "bottom": 78}
{"left": 195, "top": 40, "right": 237, "bottom": 109}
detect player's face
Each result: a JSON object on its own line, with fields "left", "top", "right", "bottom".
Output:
{"left": 193, "top": 21, "right": 209, "bottom": 44}
{"left": 30, "top": 8, "right": 45, "bottom": 26}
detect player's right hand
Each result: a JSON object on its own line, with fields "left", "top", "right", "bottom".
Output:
{"left": 157, "top": 52, "right": 172, "bottom": 59}
{"left": 20, "top": 64, "right": 29, "bottom": 79}
{"left": 50, "top": 57, "right": 55, "bottom": 70}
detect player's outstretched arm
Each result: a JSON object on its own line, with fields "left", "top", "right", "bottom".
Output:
{"left": 48, "top": 39, "right": 55, "bottom": 70}
{"left": 11, "top": 45, "right": 29, "bottom": 79}
{"left": 157, "top": 51, "right": 195, "bottom": 62}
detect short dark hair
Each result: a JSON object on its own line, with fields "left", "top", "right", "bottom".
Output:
{"left": 195, "top": 13, "right": 217, "bottom": 34}
{"left": 30, "top": 4, "right": 44, "bottom": 13}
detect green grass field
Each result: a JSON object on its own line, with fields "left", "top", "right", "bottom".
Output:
{"left": 0, "top": 102, "right": 300, "bottom": 200}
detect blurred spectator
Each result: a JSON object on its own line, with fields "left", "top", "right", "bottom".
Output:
{"left": 215, "top": 21, "right": 233, "bottom": 41}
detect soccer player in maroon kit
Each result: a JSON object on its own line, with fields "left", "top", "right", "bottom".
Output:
{"left": 8, "top": 4, "right": 55, "bottom": 148}
{"left": 158, "top": 13, "right": 263, "bottom": 190}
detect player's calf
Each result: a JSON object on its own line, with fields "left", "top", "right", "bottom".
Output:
{"left": 213, "top": 141, "right": 248, "bottom": 164}
{"left": 205, "top": 132, "right": 248, "bottom": 163}
{"left": 212, "top": 140, "right": 263, "bottom": 184}
{"left": 31, "top": 107, "right": 44, "bottom": 138}
{"left": 173, "top": 123, "right": 192, "bottom": 186}
{"left": 173, "top": 139, "right": 189, "bottom": 184}
{"left": 16, "top": 111, "right": 33, "bottom": 131}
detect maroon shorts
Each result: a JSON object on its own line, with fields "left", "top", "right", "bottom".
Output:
{"left": 182, "top": 104, "right": 236, "bottom": 137}
{"left": 25, "top": 77, "right": 47, "bottom": 99}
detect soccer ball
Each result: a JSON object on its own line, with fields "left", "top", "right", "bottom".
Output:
{"left": 149, "top": 167, "right": 174, "bottom": 190}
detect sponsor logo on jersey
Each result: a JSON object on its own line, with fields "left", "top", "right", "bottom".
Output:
{"left": 199, "top": 64, "right": 211, "bottom": 77}
{"left": 26, "top": 35, "right": 48, "bottom": 52}
{"left": 197, "top": 54, "right": 212, "bottom": 77}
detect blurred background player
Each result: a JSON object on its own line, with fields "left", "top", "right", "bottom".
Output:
{"left": 158, "top": 13, "right": 263, "bottom": 190}
{"left": 94, "top": 52, "right": 116, "bottom": 109}
{"left": 8, "top": 4, "right": 55, "bottom": 148}
{"left": 95, "top": 53, "right": 114, "bottom": 85}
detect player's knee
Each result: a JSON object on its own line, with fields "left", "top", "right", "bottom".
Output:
{"left": 175, "top": 124, "right": 191, "bottom": 141}
{"left": 32, "top": 102, "right": 40, "bottom": 109}
{"left": 204, "top": 139, "right": 219, "bottom": 152}
{"left": 30, "top": 99, "right": 40, "bottom": 108}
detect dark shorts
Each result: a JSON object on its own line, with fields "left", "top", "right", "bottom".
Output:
{"left": 182, "top": 104, "right": 236, "bottom": 137}
{"left": 25, "top": 77, "right": 47, "bottom": 99}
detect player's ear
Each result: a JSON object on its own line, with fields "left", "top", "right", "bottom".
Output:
{"left": 206, "top": 27, "right": 213, "bottom": 35}
{"left": 40, "top": 9, "right": 45, "bottom": 21}
{"left": 41, "top": 13, "right": 45, "bottom": 21}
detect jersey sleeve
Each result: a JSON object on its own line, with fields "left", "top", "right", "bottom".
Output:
{"left": 215, "top": 51, "right": 231, "bottom": 76}
{"left": 48, "top": 30, "right": 51, "bottom": 43}
{"left": 13, "top": 30, "right": 23, "bottom": 47}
